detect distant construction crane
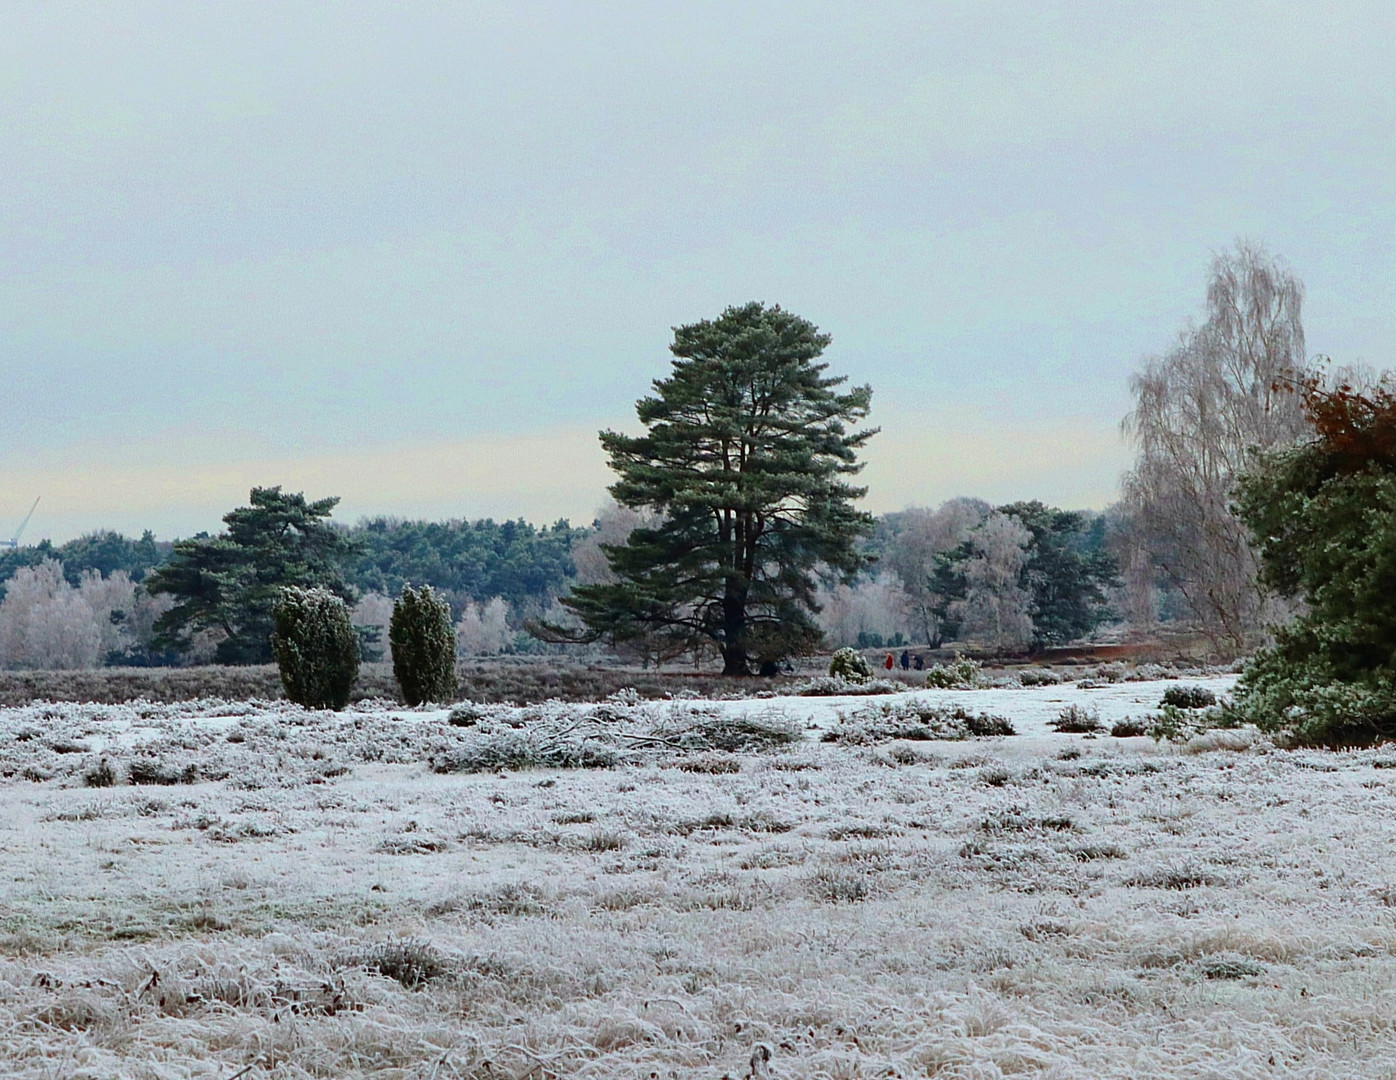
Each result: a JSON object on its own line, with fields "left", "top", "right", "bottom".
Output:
{"left": 1, "top": 497, "right": 40, "bottom": 549}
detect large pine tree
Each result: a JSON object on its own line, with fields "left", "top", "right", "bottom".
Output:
{"left": 554, "top": 302, "right": 876, "bottom": 674}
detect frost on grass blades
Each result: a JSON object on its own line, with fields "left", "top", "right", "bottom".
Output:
{"left": 9, "top": 675, "right": 1396, "bottom": 1077}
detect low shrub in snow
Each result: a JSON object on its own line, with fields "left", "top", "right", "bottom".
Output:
{"left": 1146, "top": 702, "right": 1238, "bottom": 743}
{"left": 824, "top": 700, "right": 1014, "bottom": 743}
{"left": 430, "top": 728, "right": 621, "bottom": 773}
{"left": 924, "top": 656, "right": 982, "bottom": 689}
{"left": 1110, "top": 717, "right": 1147, "bottom": 738}
{"left": 272, "top": 587, "right": 360, "bottom": 711}
{"left": 1161, "top": 684, "right": 1218, "bottom": 709}
{"left": 827, "top": 647, "right": 873, "bottom": 683}
{"left": 447, "top": 701, "right": 487, "bottom": 726}
{"left": 1017, "top": 667, "right": 1062, "bottom": 687}
{"left": 793, "top": 675, "right": 900, "bottom": 696}
{"left": 389, "top": 585, "right": 457, "bottom": 706}
{"left": 354, "top": 939, "right": 450, "bottom": 989}
{"left": 655, "top": 710, "right": 803, "bottom": 753}
{"left": 127, "top": 757, "right": 201, "bottom": 785}
{"left": 1050, "top": 704, "right": 1104, "bottom": 734}
{"left": 82, "top": 757, "right": 115, "bottom": 787}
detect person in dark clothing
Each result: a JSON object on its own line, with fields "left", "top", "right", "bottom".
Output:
{"left": 913, "top": 654, "right": 925, "bottom": 671}
{"left": 899, "top": 649, "right": 910, "bottom": 670}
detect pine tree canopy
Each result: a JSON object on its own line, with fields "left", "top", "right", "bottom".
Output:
{"left": 552, "top": 302, "right": 876, "bottom": 674}
{"left": 145, "top": 487, "right": 356, "bottom": 664}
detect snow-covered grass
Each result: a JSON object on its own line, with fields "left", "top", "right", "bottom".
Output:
{"left": 5, "top": 677, "right": 1396, "bottom": 1077}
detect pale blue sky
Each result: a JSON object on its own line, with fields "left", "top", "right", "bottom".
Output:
{"left": 2, "top": 2, "right": 1393, "bottom": 541}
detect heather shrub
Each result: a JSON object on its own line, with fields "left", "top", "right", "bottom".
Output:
{"left": 83, "top": 758, "right": 116, "bottom": 788}
{"left": 828, "top": 647, "right": 872, "bottom": 683}
{"left": 1161, "top": 684, "right": 1217, "bottom": 709}
{"left": 795, "top": 675, "right": 900, "bottom": 696}
{"left": 1050, "top": 704, "right": 1104, "bottom": 733}
{"left": 390, "top": 585, "right": 457, "bottom": 706}
{"left": 271, "top": 587, "right": 359, "bottom": 710}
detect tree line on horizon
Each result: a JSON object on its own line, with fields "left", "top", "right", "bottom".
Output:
{"left": 0, "top": 491, "right": 1121, "bottom": 670}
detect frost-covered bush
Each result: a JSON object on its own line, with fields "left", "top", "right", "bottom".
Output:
{"left": 1161, "top": 684, "right": 1217, "bottom": 709}
{"left": 1050, "top": 704, "right": 1104, "bottom": 733}
{"left": 271, "top": 587, "right": 359, "bottom": 710}
{"left": 1017, "top": 667, "right": 1061, "bottom": 687}
{"left": 390, "top": 585, "right": 457, "bottom": 706}
{"left": 1147, "top": 701, "right": 1239, "bottom": 743}
{"left": 828, "top": 647, "right": 872, "bottom": 683}
{"left": 824, "top": 700, "right": 1014, "bottom": 743}
{"left": 794, "top": 675, "right": 899, "bottom": 697}
{"left": 430, "top": 729, "right": 620, "bottom": 773}
{"left": 653, "top": 708, "right": 803, "bottom": 752}
{"left": 447, "top": 701, "right": 487, "bottom": 727}
{"left": 925, "top": 656, "right": 982, "bottom": 689}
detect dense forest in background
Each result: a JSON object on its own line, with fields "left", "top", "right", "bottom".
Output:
{"left": 0, "top": 499, "right": 1141, "bottom": 670}
{"left": 0, "top": 518, "right": 583, "bottom": 615}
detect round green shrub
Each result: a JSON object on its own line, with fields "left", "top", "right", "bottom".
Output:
{"left": 271, "top": 586, "right": 360, "bottom": 710}
{"left": 390, "top": 585, "right": 457, "bottom": 706}
{"left": 828, "top": 647, "right": 873, "bottom": 683}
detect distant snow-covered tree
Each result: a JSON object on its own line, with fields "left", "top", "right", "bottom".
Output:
{"left": 947, "top": 513, "right": 1035, "bottom": 652}
{"left": 571, "top": 502, "right": 663, "bottom": 587}
{"left": 0, "top": 559, "right": 104, "bottom": 669}
{"left": 352, "top": 591, "right": 395, "bottom": 662}
{"left": 879, "top": 498, "right": 989, "bottom": 645}
{"left": 77, "top": 569, "right": 138, "bottom": 660}
{"left": 456, "top": 597, "right": 513, "bottom": 656}
{"left": 814, "top": 574, "right": 906, "bottom": 648}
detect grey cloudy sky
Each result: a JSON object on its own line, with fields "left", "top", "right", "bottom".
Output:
{"left": 2, "top": 2, "right": 1393, "bottom": 541}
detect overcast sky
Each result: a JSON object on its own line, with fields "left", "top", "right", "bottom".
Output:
{"left": 2, "top": 2, "right": 1393, "bottom": 542}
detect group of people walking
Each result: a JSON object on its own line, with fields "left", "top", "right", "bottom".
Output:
{"left": 884, "top": 649, "right": 924, "bottom": 671}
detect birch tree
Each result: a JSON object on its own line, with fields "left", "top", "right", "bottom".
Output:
{"left": 1121, "top": 241, "right": 1309, "bottom": 653}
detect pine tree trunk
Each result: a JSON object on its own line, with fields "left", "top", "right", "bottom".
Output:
{"left": 721, "top": 590, "right": 749, "bottom": 675}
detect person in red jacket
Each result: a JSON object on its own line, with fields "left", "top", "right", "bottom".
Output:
{"left": 884, "top": 652, "right": 895, "bottom": 670}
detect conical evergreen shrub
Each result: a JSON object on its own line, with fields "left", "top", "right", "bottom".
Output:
{"left": 271, "top": 586, "right": 360, "bottom": 710}
{"left": 390, "top": 585, "right": 457, "bottom": 706}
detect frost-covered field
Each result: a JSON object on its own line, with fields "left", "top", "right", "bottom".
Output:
{"left": 6, "top": 677, "right": 1396, "bottom": 1078}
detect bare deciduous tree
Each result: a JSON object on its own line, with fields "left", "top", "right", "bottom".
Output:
{"left": 352, "top": 591, "right": 396, "bottom": 661}
{"left": 814, "top": 573, "right": 906, "bottom": 648}
{"left": 880, "top": 498, "right": 988, "bottom": 645}
{"left": 456, "top": 597, "right": 513, "bottom": 656}
{"left": 571, "top": 502, "right": 662, "bottom": 587}
{"left": 1121, "top": 241, "right": 1309, "bottom": 654}
{"left": 76, "top": 569, "right": 138, "bottom": 660}
{"left": 0, "top": 560, "right": 105, "bottom": 670}
{"left": 950, "top": 511, "right": 1034, "bottom": 651}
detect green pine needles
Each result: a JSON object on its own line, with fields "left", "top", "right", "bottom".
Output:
{"left": 271, "top": 586, "right": 360, "bottom": 710}
{"left": 390, "top": 585, "right": 458, "bottom": 706}
{"left": 543, "top": 302, "right": 877, "bottom": 675}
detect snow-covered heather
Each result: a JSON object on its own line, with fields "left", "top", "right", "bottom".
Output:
{"left": 6, "top": 677, "right": 1396, "bottom": 1078}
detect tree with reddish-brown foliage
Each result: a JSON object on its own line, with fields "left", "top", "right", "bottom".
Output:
{"left": 1235, "top": 368, "right": 1396, "bottom": 742}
